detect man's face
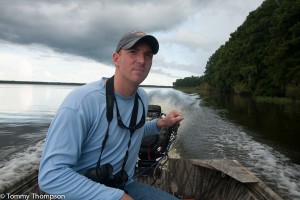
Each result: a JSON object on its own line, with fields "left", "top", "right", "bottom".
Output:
{"left": 113, "top": 41, "right": 153, "bottom": 85}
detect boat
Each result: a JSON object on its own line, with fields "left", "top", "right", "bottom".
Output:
{"left": 0, "top": 105, "right": 283, "bottom": 200}
{"left": 136, "top": 158, "right": 283, "bottom": 200}
{"left": 0, "top": 158, "right": 283, "bottom": 200}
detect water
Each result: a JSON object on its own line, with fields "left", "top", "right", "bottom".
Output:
{"left": 0, "top": 84, "right": 75, "bottom": 159}
{"left": 0, "top": 84, "right": 300, "bottom": 199}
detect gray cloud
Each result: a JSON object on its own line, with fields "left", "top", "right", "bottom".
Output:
{"left": 0, "top": 0, "right": 263, "bottom": 79}
{"left": 0, "top": 0, "right": 200, "bottom": 65}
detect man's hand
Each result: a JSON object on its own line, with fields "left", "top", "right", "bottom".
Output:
{"left": 157, "top": 110, "right": 183, "bottom": 128}
{"left": 120, "top": 193, "right": 133, "bottom": 200}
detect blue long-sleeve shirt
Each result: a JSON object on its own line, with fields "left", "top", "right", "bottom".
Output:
{"left": 38, "top": 78, "right": 160, "bottom": 200}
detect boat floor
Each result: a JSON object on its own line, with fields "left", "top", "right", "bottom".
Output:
{"left": 0, "top": 158, "right": 283, "bottom": 200}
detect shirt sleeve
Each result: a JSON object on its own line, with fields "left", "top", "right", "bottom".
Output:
{"left": 144, "top": 119, "right": 160, "bottom": 137}
{"left": 38, "top": 107, "right": 124, "bottom": 200}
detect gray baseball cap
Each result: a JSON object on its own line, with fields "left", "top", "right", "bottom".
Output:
{"left": 115, "top": 31, "right": 159, "bottom": 54}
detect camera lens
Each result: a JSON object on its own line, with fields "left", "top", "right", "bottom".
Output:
{"left": 85, "top": 168, "right": 98, "bottom": 182}
{"left": 85, "top": 164, "right": 128, "bottom": 189}
{"left": 97, "top": 164, "right": 113, "bottom": 181}
{"left": 113, "top": 170, "right": 128, "bottom": 188}
{"left": 98, "top": 164, "right": 113, "bottom": 175}
{"left": 85, "top": 163, "right": 113, "bottom": 183}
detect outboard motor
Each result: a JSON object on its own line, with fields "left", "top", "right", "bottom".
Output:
{"left": 137, "top": 105, "right": 179, "bottom": 174}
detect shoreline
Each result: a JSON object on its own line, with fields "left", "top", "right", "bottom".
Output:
{"left": 0, "top": 80, "right": 173, "bottom": 88}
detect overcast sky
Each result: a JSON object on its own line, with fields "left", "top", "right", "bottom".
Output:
{"left": 0, "top": 0, "right": 264, "bottom": 86}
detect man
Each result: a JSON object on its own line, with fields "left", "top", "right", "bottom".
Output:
{"left": 38, "top": 31, "right": 183, "bottom": 200}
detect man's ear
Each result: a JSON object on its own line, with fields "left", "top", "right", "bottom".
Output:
{"left": 112, "top": 52, "right": 119, "bottom": 66}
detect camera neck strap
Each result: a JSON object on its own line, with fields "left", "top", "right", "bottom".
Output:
{"left": 96, "top": 76, "right": 145, "bottom": 171}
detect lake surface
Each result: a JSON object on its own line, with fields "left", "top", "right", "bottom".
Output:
{"left": 198, "top": 94, "right": 300, "bottom": 165}
{"left": 0, "top": 83, "right": 299, "bottom": 199}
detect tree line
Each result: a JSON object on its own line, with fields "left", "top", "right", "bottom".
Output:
{"left": 173, "top": 0, "right": 300, "bottom": 99}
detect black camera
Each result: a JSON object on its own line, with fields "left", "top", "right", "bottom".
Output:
{"left": 85, "top": 164, "right": 128, "bottom": 189}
